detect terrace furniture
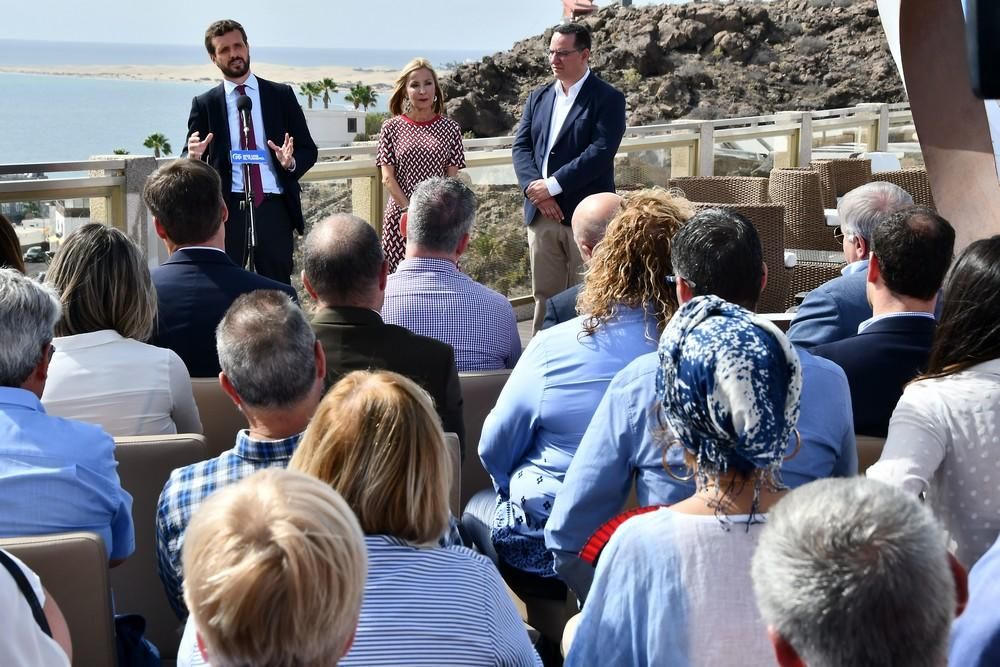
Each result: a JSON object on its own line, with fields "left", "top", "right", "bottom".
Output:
{"left": 190, "top": 378, "right": 246, "bottom": 458}
{"left": 458, "top": 369, "right": 512, "bottom": 508}
{"left": 768, "top": 168, "right": 840, "bottom": 251}
{"left": 667, "top": 176, "right": 770, "bottom": 204}
{"left": 810, "top": 158, "right": 873, "bottom": 208}
{"left": 788, "top": 249, "right": 847, "bottom": 310}
{"left": 872, "top": 168, "right": 936, "bottom": 209}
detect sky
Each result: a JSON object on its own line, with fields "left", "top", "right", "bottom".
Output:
{"left": 0, "top": 0, "right": 670, "bottom": 52}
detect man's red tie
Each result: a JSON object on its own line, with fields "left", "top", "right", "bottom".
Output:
{"left": 235, "top": 84, "right": 265, "bottom": 208}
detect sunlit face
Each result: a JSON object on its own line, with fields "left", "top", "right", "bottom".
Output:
{"left": 210, "top": 30, "right": 250, "bottom": 81}
{"left": 549, "top": 32, "right": 589, "bottom": 85}
{"left": 405, "top": 68, "right": 437, "bottom": 112}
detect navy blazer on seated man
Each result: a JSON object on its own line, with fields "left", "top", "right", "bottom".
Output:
{"left": 541, "top": 283, "right": 582, "bottom": 330}
{"left": 151, "top": 248, "right": 296, "bottom": 377}
{"left": 787, "top": 265, "right": 872, "bottom": 348}
{"left": 812, "top": 314, "right": 936, "bottom": 438}
{"left": 512, "top": 72, "right": 626, "bottom": 227}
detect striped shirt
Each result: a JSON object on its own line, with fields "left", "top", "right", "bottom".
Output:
{"left": 156, "top": 430, "right": 301, "bottom": 618}
{"left": 341, "top": 535, "right": 541, "bottom": 666}
{"left": 382, "top": 258, "right": 521, "bottom": 372}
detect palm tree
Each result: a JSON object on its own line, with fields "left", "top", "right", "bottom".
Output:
{"left": 143, "top": 133, "right": 172, "bottom": 158}
{"left": 298, "top": 82, "right": 323, "bottom": 110}
{"left": 320, "top": 78, "right": 338, "bottom": 109}
{"left": 345, "top": 84, "right": 378, "bottom": 112}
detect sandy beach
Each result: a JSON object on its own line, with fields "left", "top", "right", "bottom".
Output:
{"left": 0, "top": 63, "right": 397, "bottom": 87}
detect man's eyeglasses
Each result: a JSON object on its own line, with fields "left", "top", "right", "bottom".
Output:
{"left": 833, "top": 227, "right": 854, "bottom": 242}
{"left": 665, "top": 275, "right": 697, "bottom": 289}
{"left": 547, "top": 48, "right": 581, "bottom": 60}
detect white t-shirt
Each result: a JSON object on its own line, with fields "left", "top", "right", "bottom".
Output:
{"left": 0, "top": 550, "right": 70, "bottom": 667}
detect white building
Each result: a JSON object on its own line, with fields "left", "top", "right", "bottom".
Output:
{"left": 303, "top": 109, "right": 368, "bottom": 147}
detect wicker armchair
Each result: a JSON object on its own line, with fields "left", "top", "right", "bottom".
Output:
{"left": 668, "top": 176, "right": 770, "bottom": 204}
{"left": 871, "top": 168, "right": 936, "bottom": 209}
{"left": 692, "top": 202, "right": 791, "bottom": 314}
{"left": 788, "top": 250, "right": 847, "bottom": 310}
{"left": 810, "top": 158, "right": 873, "bottom": 208}
{"left": 768, "top": 168, "right": 839, "bottom": 252}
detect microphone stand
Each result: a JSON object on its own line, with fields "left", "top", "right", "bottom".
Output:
{"left": 240, "top": 121, "right": 257, "bottom": 273}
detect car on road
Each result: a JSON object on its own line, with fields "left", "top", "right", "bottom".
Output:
{"left": 22, "top": 246, "right": 48, "bottom": 263}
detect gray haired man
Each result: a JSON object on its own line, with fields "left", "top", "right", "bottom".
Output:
{"left": 156, "top": 289, "right": 326, "bottom": 618}
{"left": 788, "top": 181, "right": 913, "bottom": 347}
{"left": 752, "top": 477, "right": 968, "bottom": 667}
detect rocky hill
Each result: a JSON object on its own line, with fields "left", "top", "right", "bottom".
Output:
{"left": 442, "top": 0, "right": 905, "bottom": 136}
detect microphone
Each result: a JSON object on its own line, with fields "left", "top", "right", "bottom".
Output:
{"left": 236, "top": 95, "right": 252, "bottom": 146}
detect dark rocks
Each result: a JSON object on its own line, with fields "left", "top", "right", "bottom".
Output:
{"left": 440, "top": 0, "right": 905, "bottom": 137}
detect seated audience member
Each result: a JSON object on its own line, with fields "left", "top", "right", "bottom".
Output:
{"left": 753, "top": 477, "right": 967, "bottom": 667}
{"left": 157, "top": 290, "right": 325, "bottom": 618}
{"left": 788, "top": 182, "right": 913, "bottom": 348}
{"left": 565, "top": 295, "right": 802, "bottom": 666}
{"left": 546, "top": 209, "right": 856, "bottom": 600}
{"left": 381, "top": 177, "right": 521, "bottom": 371}
{"left": 0, "top": 214, "right": 25, "bottom": 273}
{"left": 951, "top": 532, "right": 1000, "bottom": 666}
{"left": 41, "top": 223, "right": 202, "bottom": 436}
{"left": 541, "top": 192, "right": 620, "bottom": 329}
{"left": 0, "top": 269, "right": 133, "bottom": 563}
{"left": 290, "top": 371, "right": 541, "bottom": 666}
{"left": 302, "top": 213, "right": 465, "bottom": 454}
{"left": 869, "top": 236, "right": 1000, "bottom": 566}
{"left": 812, "top": 206, "right": 955, "bottom": 437}
{"left": 478, "top": 188, "right": 690, "bottom": 588}
{"left": 177, "top": 469, "right": 366, "bottom": 667}
{"left": 0, "top": 549, "right": 72, "bottom": 666}
{"left": 143, "top": 159, "right": 297, "bottom": 377}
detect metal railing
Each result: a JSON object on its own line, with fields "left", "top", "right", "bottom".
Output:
{"left": 0, "top": 103, "right": 916, "bottom": 301}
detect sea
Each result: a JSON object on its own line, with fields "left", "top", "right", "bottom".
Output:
{"left": 0, "top": 40, "right": 489, "bottom": 165}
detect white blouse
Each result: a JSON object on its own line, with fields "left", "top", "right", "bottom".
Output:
{"left": 43, "top": 330, "right": 202, "bottom": 437}
{"left": 868, "top": 358, "right": 1000, "bottom": 566}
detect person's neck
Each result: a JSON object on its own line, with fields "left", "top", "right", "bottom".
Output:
{"left": 405, "top": 247, "right": 459, "bottom": 264}
{"left": 243, "top": 397, "right": 317, "bottom": 442}
{"left": 166, "top": 228, "right": 226, "bottom": 255}
{"left": 225, "top": 71, "right": 252, "bottom": 86}
{"left": 406, "top": 108, "right": 436, "bottom": 123}
{"left": 670, "top": 472, "right": 786, "bottom": 516}
{"left": 870, "top": 288, "right": 936, "bottom": 317}
{"left": 557, "top": 69, "right": 587, "bottom": 94}
{"left": 316, "top": 293, "right": 382, "bottom": 312}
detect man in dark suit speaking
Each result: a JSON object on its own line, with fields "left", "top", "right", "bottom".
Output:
{"left": 513, "top": 23, "right": 626, "bottom": 333}
{"left": 183, "top": 19, "right": 317, "bottom": 285}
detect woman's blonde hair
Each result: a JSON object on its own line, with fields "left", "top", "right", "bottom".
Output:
{"left": 45, "top": 223, "right": 156, "bottom": 341}
{"left": 388, "top": 57, "right": 445, "bottom": 117}
{"left": 577, "top": 188, "right": 693, "bottom": 336}
{"left": 290, "top": 370, "right": 452, "bottom": 545}
{"left": 182, "top": 468, "right": 367, "bottom": 667}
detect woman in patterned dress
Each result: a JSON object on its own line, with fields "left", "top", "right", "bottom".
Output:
{"left": 377, "top": 58, "right": 466, "bottom": 273}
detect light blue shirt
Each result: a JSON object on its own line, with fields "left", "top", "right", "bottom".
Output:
{"left": 479, "top": 307, "right": 659, "bottom": 574}
{"left": 0, "top": 387, "right": 134, "bottom": 560}
{"left": 223, "top": 74, "right": 282, "bottom": 194}
{"left": 842, "top": 257, "right": 870, "bottom": 276}
{"left": 545, "top": 346, "right": 856, "bottom": 599}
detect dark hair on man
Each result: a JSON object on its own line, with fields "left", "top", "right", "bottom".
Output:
{"left": 303, "top": 214, "right": 384, "bottom": 305}
{"left": 870, "top": 206, "right": 954, "bottom": 300}
{"left": 143, "top": 160, "right": 224, "bottom": 246}
{"left": 407, "top": 177, "right": 476, "bottom": 254}
{"left": 553, "top": 23, "right": 592, "bottom": 51}
{"left": 670, "top": 208, "right": 764, "bottom": 310}
{"left": 205, "top": 19, "right": 248, "bottom": 56}
{"left": 924, "top": 235, "right": 1000, "bottom": 380}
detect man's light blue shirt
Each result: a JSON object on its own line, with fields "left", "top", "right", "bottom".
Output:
{"left": 545, "top": 346, "right": 856, "bottom": 598}
{"left": 0, "top": 387, "right": 134, "bottom": 560}
{"left": 223, "top": 73, "right": 282, "bottom": 194}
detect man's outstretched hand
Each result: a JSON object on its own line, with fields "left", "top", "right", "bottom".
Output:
{"left": 186, "top": 131, "right": 214, "bottom": 160}
{"left": 267, "top": 133, "right": 296, "bottom": 171}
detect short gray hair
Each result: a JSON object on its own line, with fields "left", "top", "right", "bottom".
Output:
{"left": 216, "top": 291, "right": 317, "bottom": 409}
{"left": 837, "top": 181, "right": 913, "bottom": 243}
{"left": 406, "top": 177, "right": 476, "bottom": 253}
{"left": 752, "top": 478, "right": 955, "bottom": 667}
{"left": 0, "top": 269, "right": 61, "bottom": 387}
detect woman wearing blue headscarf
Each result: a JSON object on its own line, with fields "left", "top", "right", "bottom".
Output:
{"left": 564, "top": 294, "right": 803, "bottom": 667}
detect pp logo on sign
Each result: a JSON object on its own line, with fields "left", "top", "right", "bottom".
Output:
{"left": 230, "top": 150, "right": 268, "bottom": 164}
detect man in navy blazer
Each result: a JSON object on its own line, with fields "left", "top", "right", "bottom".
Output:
{"left": 788, "top": 182, "right": 913, "bottom": 348}
{"left": 513, "top": 23, "right": 626, "bottom": 333}
{"left": 144, "top": 159, "right": 297, "bottom": 378}
{"left": 183, "top": 19, "right": 317, "bottom": 285}
{"left": 813, "top": 206, "right": 955, "bottom": 437}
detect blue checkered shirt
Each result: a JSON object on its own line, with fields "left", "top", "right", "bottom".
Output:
{"left": 382, "top": 257, "right": 522, "bottom": 371}
{"left": 155, "top": 429, "right": 302, "bottom": 619}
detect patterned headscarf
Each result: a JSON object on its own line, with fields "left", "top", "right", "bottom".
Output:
{"left": 656, "top": 295, "right": 802, "bottom": 484}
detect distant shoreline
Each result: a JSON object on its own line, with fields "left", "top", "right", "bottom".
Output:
{"left": 0, "top": 62, "right": 398, "bottom": 87}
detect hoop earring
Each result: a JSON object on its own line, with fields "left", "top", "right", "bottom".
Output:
{"left": 663, "top": 439, "right": 695, "bottom": 482}
{"left": 783, "top": 429, "right": 802, "bottom": 462}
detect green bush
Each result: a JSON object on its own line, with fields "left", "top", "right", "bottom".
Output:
{"left": 366, "top": 111, "right": 390, "bottom": 137}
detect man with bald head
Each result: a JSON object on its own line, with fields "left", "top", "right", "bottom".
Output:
{"left": 302, "top": 214, "right": 465, "bottom": 455}
{"left": 540, "top": 192, "right": 621, "bottom": 329}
